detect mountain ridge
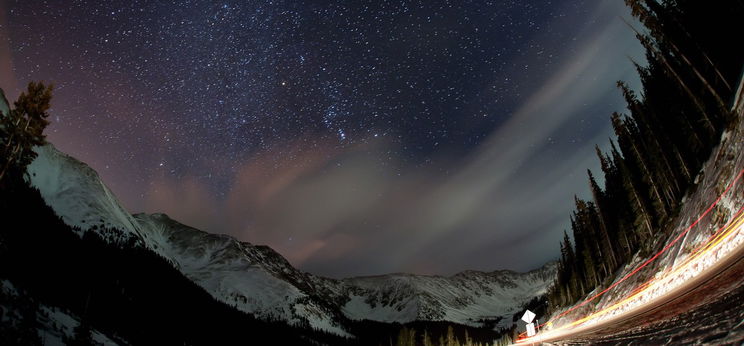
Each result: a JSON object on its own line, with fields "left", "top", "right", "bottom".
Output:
{"left": 23, "top": 136, "right": 555, "bottom": 335}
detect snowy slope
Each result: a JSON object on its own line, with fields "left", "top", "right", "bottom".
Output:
{"left": 546, "top": 78, "right": 744, "bottom": 330}
{"left": 1, "top": 92, "right": 141, "bottom": 245}
{"left": 133, "top": 213, "right": 349, "bottom": 336}
{"left": 26, "top": 145, "right": 145, "bottom": 245}
{"left": 2, "top": 89, "right": 555, "bottom": 335}
{"left": 20, "top": 141, "right": 555, "bottom": 335}
{"left": 21, "top": 143, "right": 351, "bottom": 335}
{"left": 1, "top": 280, "right": 121, "bottom": 346}
{"left": 340, "top": 264, "right": 556, "bottom": 329}
{"left": 134, "top": 213, "right": 556, "bottom": 333}
{"left": 23, "top": 142, "right": 555, "bottom": 333}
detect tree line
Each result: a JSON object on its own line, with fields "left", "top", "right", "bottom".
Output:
{"left": 548, "top": 0, "right": 743, "bottom": 309}
{"left": 390, "top": 325, "right": 511, "bottom": 346}
{"left": 0, "top": 82, "right": 510, "bottom": 346}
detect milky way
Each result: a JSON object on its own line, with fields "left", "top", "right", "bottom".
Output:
{"left": 2, "top": 0, "right": 643, "bottom": 277}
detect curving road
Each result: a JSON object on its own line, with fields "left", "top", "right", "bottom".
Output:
{"left": 519, "top": 233, "right": 744, "bottom": 345}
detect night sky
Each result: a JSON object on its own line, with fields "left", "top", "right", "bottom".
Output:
{"left": 1, "top": 0, "right": 643, "bottom": 278}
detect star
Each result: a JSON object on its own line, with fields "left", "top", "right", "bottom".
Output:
{"left": 4, "top": 0, "right": 644, "bottom": 277}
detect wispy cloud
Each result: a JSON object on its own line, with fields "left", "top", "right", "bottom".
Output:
{"left": 141, "top": 0, "right": 644, "bottom": 278}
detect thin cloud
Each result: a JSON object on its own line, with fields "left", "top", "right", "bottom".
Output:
{"left": 141, "top": 1, "right": 644, "bottom": 278}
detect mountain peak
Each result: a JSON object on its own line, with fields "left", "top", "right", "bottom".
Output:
{"left": 26, "top": 143, "right": 556, "bottom": 336}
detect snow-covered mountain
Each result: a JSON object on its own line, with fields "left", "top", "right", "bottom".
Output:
{"left": 133, "top": 212, "right": 349, "bottom": 336}
{"left": 20, "top": 139, "right": 556, "bottom": 335}
{"left": 2, "top": 84, "right": 555, "bottom": 336}
{"left": 135, "top": 209, "right": 556, "bottom": 329}
{"left": 27, "top": 145, "right": 146, "bottom": 245}
{"left": 341, "top": 264, "right": 556, "bottom": 329}
{"left": 132, "top": 210, "right": 556, "bottom": 333}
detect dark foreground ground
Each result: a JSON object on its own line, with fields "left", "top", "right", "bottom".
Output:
{"left": 542, "top": 242, "right": 744, "bottom": 345}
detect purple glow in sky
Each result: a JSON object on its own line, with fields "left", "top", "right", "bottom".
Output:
{"left": 1, "top": 0, "right": 643, "bottom": 278}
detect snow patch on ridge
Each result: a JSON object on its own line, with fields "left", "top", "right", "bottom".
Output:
{"left": 133, "top": 213, "right": 347, "bottom": 335}
{"left": 16, "top": 128, "right": 555, "bottom": 336}
{"left": 340, "top": 265, "right": 556, "bottom": 329}
{"left": 1, "top": 280, "right": 120, "bottom": 345}
{"left": 26, "top": 145, "right": 143, "bottom": 245}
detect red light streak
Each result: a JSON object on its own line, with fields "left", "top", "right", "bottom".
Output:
{"left": 517, "top": 169, "right": 744, "bottom": 342}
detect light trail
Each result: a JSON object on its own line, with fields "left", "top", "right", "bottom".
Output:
{"left": 563, "top": 208, "right": 742, "bottom": 327}
{"left": 516, "top": 168, "right": 744, "bottom": 343}
{"left": 518, "top": 207, "right": 744, "bottom": 343}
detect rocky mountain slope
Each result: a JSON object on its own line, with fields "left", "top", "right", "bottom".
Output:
{"left": 9, "top": 87, "right": 555, "bottom": 335}
{"left": 341, "top": 263, "right": 555, "bottom": 329}
{"left": 22, "top": 138, "right": 556, "bottom": 335}
{"left": 135, "top": 211, "right": 556, "bottom": 333}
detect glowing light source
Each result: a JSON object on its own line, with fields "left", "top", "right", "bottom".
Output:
{"left": 517, "top": 169, "right": 744, "bottom": 343}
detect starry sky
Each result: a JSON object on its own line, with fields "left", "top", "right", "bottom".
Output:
{"left": 1, "top": 0, "right": 643, "bottom": 278}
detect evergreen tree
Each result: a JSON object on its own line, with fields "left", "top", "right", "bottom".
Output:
{"left": 422, "top": 329, "right": 434, "bottom": 346}
{"left": 463, "top": 329, "right": 473, "bottom": 346}
{"left": 547, "top": 0, "right": 741, "bottom": 314}
{"left": 0, "top": 82, "right": 53, "bottom": 183}
{"left": 446, "top": 325, "right": 456, "bottom": 346}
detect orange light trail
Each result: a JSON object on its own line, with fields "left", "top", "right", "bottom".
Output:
{"left": 516, "top": 168, "right": 744, "bottom": 343}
